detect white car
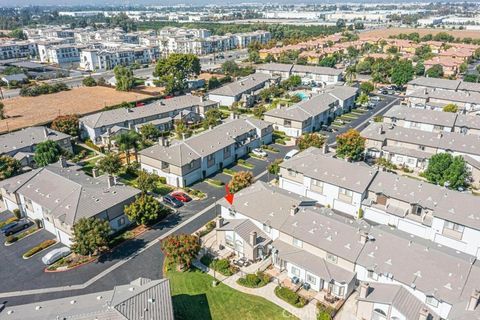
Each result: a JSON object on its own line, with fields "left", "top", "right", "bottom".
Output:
{"left": 252, "top": 148, "right": 268, "bottom": 158}
{"left": 42, "top": 247, "right": 71, "bottom": 265}
{"left": 284, "top": 149, "right": 300, "bottom": 161}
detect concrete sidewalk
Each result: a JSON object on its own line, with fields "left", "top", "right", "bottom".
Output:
{"left": 193, "top": 258, "right": 318, "bottom": 320}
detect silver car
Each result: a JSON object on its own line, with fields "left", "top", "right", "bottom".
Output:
{"left": 42, "top": 247, "right": 71, "bottom": 265}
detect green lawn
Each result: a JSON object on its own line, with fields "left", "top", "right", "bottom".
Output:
{"left": 168, "top": 268, "right": 295, "bottom": 320}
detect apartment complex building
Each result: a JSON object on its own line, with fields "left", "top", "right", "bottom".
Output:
{"left": 0, "top": 41, "right": 37, "bottom": 60}
{"left": 139, "top": 117, "right": 273, "bottom": 187}
{"left": 80, "top": 45, "right": 160, "bottom": 71}
{"left": 0, "top": 160, "right": 140, "bottom": 246}
{"left": 256, "top": 63, "right": 343, "bottom": 87}
{"left": 264, "top": 85, "right": 358, "bottom": 137}
{"left": 79, "top": 95, "right": 218, "bottom": 145}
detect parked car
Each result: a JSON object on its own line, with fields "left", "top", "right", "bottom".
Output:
{"left": 371, "top": 96, "right": 381, "bottom": 102}
{"left": 171, "top": 191, "right": 192, "bottom": 203}
{"left": 252, "top": 148, "right": 268, "bottom": 158}
{"left": 163, "top": 194, "right": 184, "bottom": 208}
{"left": 42, "top": 247, "right": 71, "bottom": 265}
{"left": 1, "top": 219, "right": 30, "bottom": 236}
{"left": 284, "top": 149, "right": 300, "bottom": 161}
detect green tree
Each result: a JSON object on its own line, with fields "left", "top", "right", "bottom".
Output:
{"left": 221, "top": 60, "right": 239, "bottom": 75}
{"left": 113, "top": 65, "right": 134, "bottom": 91}
{"left": 8, "top": 28, "right": 25, "bottom": 40}
{"left": 414, "top": 61, "right": 425, "bottom": 76}
{"left": 319, "top": 56, "right": 337, "bottom": 68}
{"left": 51, "top": 114, "right": 79, "bottom": 136}
{"left": 267, "top": 159, "right": 282, "bottom": 176}
{"left": 154, "top": 53, "right": 201, "bottom": 94}
{"left": 34, "top": 140, "right": 62, "bottom": 166}
{"left": 175, "top": 121, "right": 192, "bottom": 140}
{"left": 355, "top": 60, "right": 372, "bottom": 74}
{"left": 345, "top": 66, "right": 357, "bottom": 84}
{"left": 443, "top": 103, "right": 458, "bottom": 113}
{"left": 82, "top": 76, "right": 97, "bottom": 87}
{"left": 360, "top": 82, "right": 374, "bottom": 95}
{"left": 202, "top": 109, "right": 223, "bottom": 129}
{"left": 136, "top": 171, "right": 159, "bottom": 194}
{"left": 297, "top": 133, "right": 326, "bottom": 150}
{"left": 125, "top": 194, "right": 169, "bottom": 225}
{"left": 116, "top": 131, "right": 141, "bottom": 164}
{"left": 96, "top": 153, "right": 122, "bottom": 176}
{"left": 425, "top": 64, "right": 444, "bottom": 78}
{"left": 161, "top": 234, "right": 200, "bottom": 270}
{"left": 390, "top": 60, "right": 414, "bottom": 87}
{"left": 356, "top": 92, "right": 369, "bottom": 106}
{"left": 206, "top": 77, "right": 221, "bottom": 90}
{"left": 424, "top": 153, "right": 469, "bottom": 189}
{"left": 71, "top": 217, "right": 112, "bottom": 256}
{"left": 0, "top": 155, "right": 21, "bottom": 180}
{"left": 253, "top": 105, "right": 267, "bottom": 118}
{"left": 0, "top": 102, "right": 5, "bottom": 120}
{"left": 336, "top": 129, "right": 365, "bottom": 161}
{"left": 139, "top": 123, "right": 161, "bottom": 141}
{"left": 228, "top": 171, "right": 254, "bottom": 193}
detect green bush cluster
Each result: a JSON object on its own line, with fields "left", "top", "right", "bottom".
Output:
{"left": 317, "top": 302, "right": 336, "bottom": 320}
{"left": 0, "top": 217, "right": 18, "bottom": 228}
{"left": 206, "top": 178, "right": 224, "bottom": 187}
{"left": 274, "top": 286, "right": 307, "bottom": 308}
{"left": 5, "top": 227, "right": 38, "bottom": 244}
{"left": 19, "top": 82, "right": 69, "bottom": 97}
{"left": 196, "top": 220, "right": 216, "bottom": 238}
{"left": 84, "top": 139, "right": 103, "bottom": 153}
{"left": 222, "top": 168, "right": 236, "bottom": 176}
{"left": 261, "top": 145, "right": 279, "bottom": 153}
{"left": 237, "top": 271, "right": 270, "bottom": 288}
{"left": 23, "top": 239, "right": 56, "bottom": 258}
{"left": 200, "top": 255, "right": 237, "bottom": 276}
{"left": 183, "top": 187, "right": 206, "bottom": 199}
{"left": 237, "top": 159, "right": 254, "bottom": 169}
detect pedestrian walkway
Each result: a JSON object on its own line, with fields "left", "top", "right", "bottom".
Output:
{"left": 193, "top": 258, "right": 318, "bottom": 320}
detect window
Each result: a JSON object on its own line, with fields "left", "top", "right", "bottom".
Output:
{"left": 426, "top": 296, "right": 439, "bottom": 308}
{"left": 411, "top": 122, "right": 420, "bottom": 128}
{"left": 407, "top": 158, "right": 415, "bottom": 165}
{"left": 292, "top": 237, "right": 303, "bottom": 248}
{"left": 444, "top": 221, "right": 464, "bottom": 232}
{"left": 339, "top": 188, "right": 352, "bottom": 197}
{"left": 326, "top": 253, "right": 338, "bottom": 264}
{"left": 306, "top": 273, "right": 317, "bottom": 285}
{"left": 412, "top": 205, "right": 423, "bottom": 216}
{"left": 443, "top": 220, "right": 465, "bottom": 239}
{"left": 284, "top": 119, "right": 292, "bottom": 127}
{"left": 291, "top": 265, "right": 300, "bottom": 276}
{"left": 117, "top": 217, "right": 125, "bottom": 227}
{"left": 434, "top": 125, "right": 444, "bottom": 131}
{"left": 330, "top": 283, "right": 344, "bottom": 296}
{"left": 225, "top": 231, "right": 234, "bottom": 247}
{"left": 419, "top": 145, "right": 425, "bottom": 151}
{"left": 311, "top": 179, "right": 324, "bottom": 192}
{"left": 395, "top": 156, "right": 404, "bottom": 162}
{"left": 235, "top": 239, "right": 243, "bottom": 253}
{"left": 288, "top": 170, "right": 297, "bottom": 177}
{"left": 338, "top": 188, "right": 353, "bottom": 203}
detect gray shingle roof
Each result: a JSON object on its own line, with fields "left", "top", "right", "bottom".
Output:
{"left": 455, "top": 114, "right": 480, "bottom": 130}
{"left": 0, "top": 126, "right": 71, "bottom": 155}
{"left": 281, "top": 147, "right": 377, "bottom": 193}
{"left": 218, "top": 219, "right": 270, "bottom": 247}
{"left": 408, "top": 77, "right": 461, "bottom": 90}
{"left": 292, "top": 64, "right": 343, "bottom": 76}
{"left": 0, "top": 278, "right": 174, "bottom": 320}
{"left": 140, "top": 117, "right": 272, "bottom": 166}
{"left": 357, "top": 225, "right": 476, "bottom": 305}
{"left": 384, "top": 105, "right": 457, "bottom": 127}
{"left": 80, "top": 95, "right": 216, "bottom": 129}
{"left": 208, "top": 73, "right": 271, "bottom": 97}
{"left": 255, "top": 63, "right": 294, "bottom": 73}
{"left": 0, "top": 162, "right": 140, "bottom": 227}
{"left": 362, "top": 122, "right": 480, "bottom": 157}
{"left": 408, "top": 88, "right": 480, "bottom": 105}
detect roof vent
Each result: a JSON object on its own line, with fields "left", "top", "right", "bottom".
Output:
{"left": 35, "top": 306, "right": 41, "bottom": 310}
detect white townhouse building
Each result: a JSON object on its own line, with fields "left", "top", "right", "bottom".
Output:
{"left": 256, "top": 63, "right": 343, "bottom": 87}
{"left": 0, "top": 160, "right": 140, "bottom": 246}
{"left": 278, "top": 147, "right": 377, "bottom": 217}
{"left": 0, "top": 41, "right": 37, "bottom": 60}
{"left": 407, "top": 88, "right": 480, "bottom": 114}
{"left": 139, "top": 117, "right": 273, "bottom": 187}
{"left": 79, "top": 95, "right": 218, "bottom": 145}
{"left": 406, "top": 77, "right": 480, "bottom": 96}
{"left": 207, "top": 73, "right": 274, "bottom": 107}
{"left": 80, "top": 45, "right": 160, "bottom": 71}
{"left": 232, "top": 30, "right": 271, "bottom": 48}
{"left": 264, "top": 85, "right": 358, "bottom": 137}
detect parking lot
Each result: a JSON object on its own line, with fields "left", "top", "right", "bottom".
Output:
{"left": 0, "top": 211, "right": 62, "bottom": 289}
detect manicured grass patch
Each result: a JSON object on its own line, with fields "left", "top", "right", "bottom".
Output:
{"left": 261, "top": 145, "right": 280, "bottom": 153}
{"left": 71, "top": 144, "right": 95, "bottom": 162}
{"left": 80, "top": 158, "right": 99, "bottom": 175}
{"left": 249, "top": 152, "right": 266, "bottom": 160}
{"left": 274, "top": 286, "right": 307, "bottom": 308}
{"left": 5, "top": 227, "right": 39, "bottom": 244}
{"left": 237, "top": 271, "right": 270, "bottom": 288}
{"left": 200, "top": 255, "right": 237, "bottom": 276}
{"left": 317, "top": 302, "right": 336, "bottom": 320}
{"left": 167, "top": 267, "right": 294, "bottom": 320}
{"left": 195, "top": 220, "right": 216, "bottom": 238}
{"left": 205, "top": 178, "right": 224, "bottom": 187}
{"left": 222, "top": 168, "right": 236, "bottom": 176}
{"left": 352, "top": 109, "right": 366, "bottom": 114}
{"left": 183, "top": 187, "right": 206, "bottom": 199}
{"left": 0, "top": 217, "right": 18, "bottom": 229}
{"left": 275, "top": 138, "right": 286, "bottom": 145}
{"left": 237, "top": 159, "right": 254, "bottom": 169}
{"left": 341, "top": 113, "right": 359, "bottom": 120}
{"left": 23, "top": 239, "right": 56, "bottom": 258}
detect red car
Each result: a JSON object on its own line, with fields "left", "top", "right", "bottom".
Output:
{"left": 171, "top": 191, "right": 192, "bottom": 203}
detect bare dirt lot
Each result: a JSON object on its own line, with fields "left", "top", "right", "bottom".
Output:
{"left": 360, "top": 27, "right": 480, "bottom": 40}
{"left": 0, "top": 86, "right": 150, "bottom": 133}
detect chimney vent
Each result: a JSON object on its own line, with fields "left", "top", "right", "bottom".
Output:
{"left": 290, "top": 205, "right": 299, "bottom": 216}
{"left": 59, "top": 156, "right": 67, "bottom": 168}
{"left": 107, "top": 175, "right": 115, "bottom": 188}
{"left": 92, "top": 168, "right": 99, "bottom": 178}
{"left": 43, "top": 127, "right": 49, "bottom": 138}
{"left": 250, "top": 231, "right": 257, "bottom": 246}
{"left": 359, "top": 282, "right": 370, "bottom": 299}
{"left": 360, "top": 231, "right": 368, "bottom": 244}
{"left": 418, "top": 307, "right": 430, "bottom": 320}
{"left": 467, "top": 289, "right": 480, "bottom": 311}
{"left": 216, "top": 217, "right": 224, "bottom": 229}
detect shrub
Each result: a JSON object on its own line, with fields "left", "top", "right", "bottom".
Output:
{"left": 196, "top": 220, "right": 216, "bottom": 237}
{"left": 222, "top": 168, "right": 236, "bottom": 176}
{"left": 275, "top": 138, "right": 286, "bottom": 145}
{"left": 6, "top": 235, "right": 17, "bottom": 243}
{"left": 23, "top": 239, "right": 56, "bottom": 258}
{"left": 317, "top": 302, "right": 336, "bottom": 320}
{"left": 200, "top": 255, "right": 237, "bottom": 276}
{"left": 237, "top": 271, "right": 270, "bottom": 288}
{"left": 12, "top": 209, "right": 21, "bottom": 219}
{"left": 206, "top": 178, "right": 224, "bottom": 187}
{"left": 274, "top": 286, "right": 307, "bottom": 308}
{"left": 158, "top": 176, "right": 167, "bottom": 184}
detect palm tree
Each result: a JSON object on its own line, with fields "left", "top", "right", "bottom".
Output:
{"left": 345, "top": 66, "right": 357, "bottom": 85}
{"left": 116, "top": 131, "right": 140, "bottom": 164}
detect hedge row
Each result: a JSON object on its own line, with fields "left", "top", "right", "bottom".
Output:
{"left": 23, "top": 239, "right": 56, "bottom": 258}
{"left": 274, "top": 286, "right": 307, "bottom": 308}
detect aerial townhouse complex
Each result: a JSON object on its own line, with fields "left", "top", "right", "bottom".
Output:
{"left": 264, "top": 85, "right": 358, "bottom": 137}
{"left": 255, "top": 63, "right": 343, "bottom": 87}
{"left": 139, "top": 117, "right": 273, "bottom": 187}
{"left": 79, "top": 95, "right": 218, "bottom": 145}
{"left": 0, "top": 160, "right": 140, "bottom": 246}
{"left": 0, "top": 41, "right": 38, "bottom": 60}
{"left": 207, "top": 73, "right": 275, "bottom": 107}
{"left": 215, "top": 176, "right": 480, "bottom": 320}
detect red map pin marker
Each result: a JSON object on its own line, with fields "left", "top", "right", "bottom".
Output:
{"left": 225, "top": 184, "right": 234, "bottom": 205}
